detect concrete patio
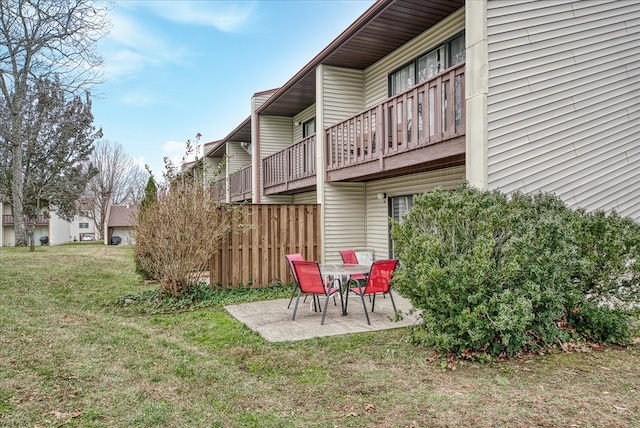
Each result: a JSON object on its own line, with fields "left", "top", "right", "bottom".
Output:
{"left": 224, "top": 293, "right": 420, "bottom": 342}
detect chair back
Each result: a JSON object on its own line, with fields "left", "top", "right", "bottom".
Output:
{"left": 291, "top": 260, "right": 326, "bottom": 294}
{"left": 364, "top": 259, "right": 398, "bottom": 294}
{"left": 339, "top": 249, "right": 359, "bottom": 264}
{"left": 285, "top": 253, "right": 304, "bottom": 284}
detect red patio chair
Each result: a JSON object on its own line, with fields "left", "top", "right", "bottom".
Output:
{"left": 291, "top": 260, "right": 343, "bottom": 325}
{"left": 285, "top": 253, "right": 306, "bottom": 309}
{"left": 286, "top": 253, "right": 336, "bottom": 310}
{"left": 345, "top": 259, "right": 398, "bottom": 325}
{"left": 339, "top": 249, "right": 367, "bottom": 285}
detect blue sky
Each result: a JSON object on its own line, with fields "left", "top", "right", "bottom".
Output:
{"left": 93, "top": 0, "right": 375, "bottom": 177}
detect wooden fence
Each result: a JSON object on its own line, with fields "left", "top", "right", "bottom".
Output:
{"left": 209, "top": 204, "right": 320, "bottom": 288}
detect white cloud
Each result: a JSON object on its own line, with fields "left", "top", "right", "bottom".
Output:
{"left": 142, "top": 1, "right": 256, "bottom": 32}
{"left": 99, "top": 6, "right": 189, "bottom": 81}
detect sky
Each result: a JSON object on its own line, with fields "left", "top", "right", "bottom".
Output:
{"left": 92, "top": 0, "right": 375, "bottom": 178}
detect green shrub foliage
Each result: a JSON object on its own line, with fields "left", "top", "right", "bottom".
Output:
{"left": 391, "top": 184, "right": 640, "bottom": 357}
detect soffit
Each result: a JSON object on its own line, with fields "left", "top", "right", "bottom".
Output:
{"left": 257, "top": 0, "right": 464, "bottom": 117}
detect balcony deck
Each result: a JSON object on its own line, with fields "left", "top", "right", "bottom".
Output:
{"left": 2, "top": 214, "right": 50, "bottom": 225}
{"left": 263, "top": 135, "right": 316, "bottom": 195}
{"left": 229, "top": 165, "right": 252, "bottom": 202}
{"left": 260, "top": 63, "right": 465, "bottom": 194}
{"left": 325, "top": 62, "right": 466, "bottom": 182}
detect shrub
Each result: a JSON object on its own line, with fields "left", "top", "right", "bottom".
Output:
{"left": 391, "top": 184, "right": 639, "bottom": 357}
{"left": 133, "top": 142, "right": 245, "bottom": 297}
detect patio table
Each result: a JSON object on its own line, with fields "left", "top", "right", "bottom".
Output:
{"left": 319, "top": 263, "right": 371, "bottom": 315}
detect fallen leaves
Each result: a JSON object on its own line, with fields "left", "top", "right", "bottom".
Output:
{"left": 45, "top": 408, "right": 83, "bottom": 419}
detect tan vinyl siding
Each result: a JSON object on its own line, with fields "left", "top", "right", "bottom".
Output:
{"left": 259, "top": 116, "right": 293, "bottom": 203}
{"left": 323, "top": 182, "right": 366, "bottom": 264}
{"left": 363, "top": 8, "right": 465, "bottom": 107}
{"left": 293, "top": 191, "right": 317, "bottom": 204}
{"left": 365, "top": 166, "right": 466, "bottom": 260}
{"left": 203, "top": 156, "right": 222, "bottom": 185}
{"left": 486, "top": 0, "right": 640, "bottom": 220}
{"left": 293, "top": 104, "right": 316, "bottom": 142}
{"left": 321, "top": 66, "right": 364, "bottom": 127}
{"left": 227, "top": 141, "right": 251, "bottom": 174}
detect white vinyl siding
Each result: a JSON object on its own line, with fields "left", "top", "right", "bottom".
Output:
{"left": 203, "top": 156, "right": 223, "bottom": 185}
{"left": 363, "top": 8, "right": 465, "bottom": 109}
{"left": 226, "top": 141, "right": 251, "bottom": 175}
{"left": 293, "top": 104, "right": 316, "bottom": 142}
{"left": 318, "top": 66, "right": 366, "bottom": 262}
{"left": 323, "top": 182, "right": 366, "bottom": 264}
{"left": 321, "top": 65, "right": 364, "bottom": 127}
{"left": 365, "top": 165, "right": 465, "bottom": 260}
{"left": 293, "top": 191, "right": 317, "bottom": 204}
{"left": 486, "top": 0, "right": 640, "bottom": 220}
{"left": 259, "top": 116, "right": 294, "bottom": 203}
{"left": 319, "top": 166, "right": 465, "bottom": 263}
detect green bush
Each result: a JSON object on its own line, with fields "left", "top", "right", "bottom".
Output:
{"left": 391, "top": 184, "right": 639, "bottom": 357}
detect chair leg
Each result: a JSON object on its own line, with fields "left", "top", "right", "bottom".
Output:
{"left": 287, "top": 287, "right": 297, "bottom": 309}
{"left": 320, "top": 292, "right": 331, "bottom": 325}
{"left": 292, "top": 289, "right": 303, "bottom": 321}
{"left": 357, "top": 287, "right": 370, "bottom": 325}
{"left": 388, "top": 290, "right": 397, "bottom": 313}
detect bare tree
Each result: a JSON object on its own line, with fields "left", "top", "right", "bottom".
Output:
{"left": 0, "top": 0, "right": 109, "bottom": 246}
{"left": 86, "top": 140, "right": 148, "bottom": 240}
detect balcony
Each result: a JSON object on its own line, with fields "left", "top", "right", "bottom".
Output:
{"left": 263, "top": 135, "right": 316, "bottom": 195}
{"left": 255, "top": 63, "right": 465, "bottom": 194}
{"left": 2, "top": 214, "right": 49, "bottom": 225}
{"left": 325, "top": 62, "right": 466, "bottom": 182}
{"left": 229, "top": 165, "right": 252, "bottom": 202}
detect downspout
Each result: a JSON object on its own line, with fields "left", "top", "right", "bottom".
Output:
{"left": 251, "top": 97, "right": 261, "bottom": 203}
{"left": 316, "top": 65, "right": 326, "bottom": 262}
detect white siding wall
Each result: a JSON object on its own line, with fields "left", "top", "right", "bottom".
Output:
{"left": 319, "top": 66, "right": 366, "bottom": 262}
{"left": 293, "top": 104, "right": 316, "bottom": 142}
{"left": 227, "top": 141, "right": 251, "bottom": 174}
{"left": 486, "top": 0, "right": 640, "bottom": 220}
{"left": 365, "top": 166, "right": 466, "bottom": 260}
{"left": 203, "top": 156, "right": 222, "bottom": 185}
{"left": 323, "top": 182, "right": 366, "bottom": 264}
{"left": 293, "top": 191, "right": 317, "bottom": 204}
{"left": 260, "top": 116, "right": 294, "bottom": 203}
{"left": 363, "top": 8, "right": 465, "bottom": 107}
{"left": 322, "top": 66, "right": 364, "bottom": 127}
{"left": 49, "top": 213, "right": 70, "bottom": 245}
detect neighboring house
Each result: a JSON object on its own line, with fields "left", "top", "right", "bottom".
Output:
{"left": 104, "top": 202, "right": 138, "bottom": 245}
{"left": 69, "top": 197, "right": 97, "bottom": 241}
{"left": 0, "top": 200, "right": 72, "bottom": 246}
{"left": 205, "top": 0, "right": 639, "bottom": 265}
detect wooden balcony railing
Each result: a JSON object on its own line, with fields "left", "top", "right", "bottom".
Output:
{"left": 262, "top": 134, "right": 316, "bottom": 194}
{"left": 211, "top": 178, "right": 226, "bottom": 203}
{"left": 325, "top": 62, "right": 465, "bottom": 180}
{"left": 229, "top": 165, "right": 252, "bottom": 202}
{"left": 2, "top": 214, "right": 49, "bottom": 225}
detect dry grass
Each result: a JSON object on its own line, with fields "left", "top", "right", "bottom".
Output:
{"left": 0, "top": 243, "right": 639, "bottom": 427}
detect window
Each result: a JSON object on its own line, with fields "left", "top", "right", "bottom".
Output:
{"left": 79, "top": 222, "right": 89, "bottom": 229}
{"left": 388, "top": 195, "right": 414, "bottom": 258}
{"left": 388, "top": 32, "right": 465, "bottom": 138}
{"left": 389, "top": 32, "right": 465, "bottom": 97}
{"left": 302, "top": 118, "right": 315, "bottom": 138}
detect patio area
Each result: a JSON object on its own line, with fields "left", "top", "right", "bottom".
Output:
{"left": 224, "top": 293, "right": 420, "bottom": 342}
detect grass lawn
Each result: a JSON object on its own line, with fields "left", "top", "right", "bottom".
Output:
{"left": 1, "top": 244, "right": 639, "bottom": 427}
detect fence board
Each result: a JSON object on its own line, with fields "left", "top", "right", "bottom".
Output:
{"left": 209, "top": 204, "right": 320, "bottom": 288}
